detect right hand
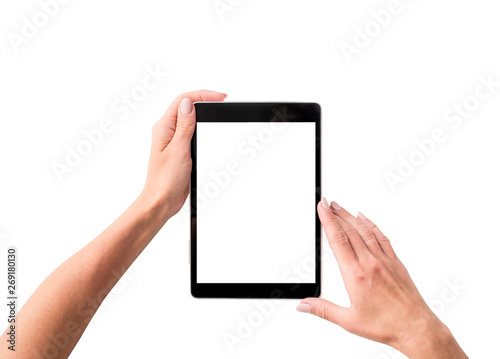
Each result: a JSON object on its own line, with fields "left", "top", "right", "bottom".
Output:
{"left": 296, "top": 198, "right": 467, "bottom": 359}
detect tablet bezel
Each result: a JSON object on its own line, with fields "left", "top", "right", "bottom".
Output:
{"left": 190, "top": 102, "right": 321, "bottom": 298}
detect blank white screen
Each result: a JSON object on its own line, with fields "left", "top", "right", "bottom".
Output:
{"left": 196, "top": 122, "right": 316, "bottom": 283}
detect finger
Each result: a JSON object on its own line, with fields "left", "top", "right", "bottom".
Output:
{"left": 317, "top": 199, "right": 357, "bottom": 268}
{"left": 152, "top": 90, "right": 226, "bottom": 151}
{"left": 297, "top": 298, "right": 351, "bottom": 327}
{"left": 322, "top": 199, "right": 371, "bottom": 261}
{"left": 330, "top": 200, "right": 383, "bottom": 257}
{"left": 162, "top": 89, "right": 226, "bottom": 123}
{"left": 357, "top": 213, "right": 397, "bottom": 259}
{"left": 170, "top": 97, "right": 196, "bottom": 147}
{"left": 171, "top": 91, "right": 227, "bottom": 146}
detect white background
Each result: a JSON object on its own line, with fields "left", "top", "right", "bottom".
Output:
{"left": 1, "top": 0, "right": 499, "bottom": 358}
{"left": 196, "top": 122, "right": 316, "bottom": 283}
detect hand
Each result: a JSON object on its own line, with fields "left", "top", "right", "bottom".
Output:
{"left": 140, "top": 90, "right": 227, "bottom": 220}
{"left": 297, "top": 198, "right": 467, "bottom": 359}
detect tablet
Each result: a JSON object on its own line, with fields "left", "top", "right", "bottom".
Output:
{"left": 190, "top": 102, "right": 321, "bottom": 298}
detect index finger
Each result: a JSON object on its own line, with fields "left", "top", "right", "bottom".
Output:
{"left": 318, "top": 199, "right": 358, "bottom": 270}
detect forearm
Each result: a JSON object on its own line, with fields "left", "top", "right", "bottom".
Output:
{"left": 1, "top": 194, "right": 169, "bottom": 358}
{"left": 0, "top": 90, "right": 224, "bottom": 358}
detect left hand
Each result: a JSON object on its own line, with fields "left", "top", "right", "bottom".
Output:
{"left": 140, "top": 90, "right": 227, "bottom": 220}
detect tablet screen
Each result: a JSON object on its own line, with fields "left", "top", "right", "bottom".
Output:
{"left": 196, "top": 121, "right": 316, "bottom": 283}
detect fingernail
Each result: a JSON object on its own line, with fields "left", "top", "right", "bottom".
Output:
{"left": 330, "top": 201, "right": 342, "bottom": 211}
{"left": 358, "top": 212, "right": 367, "bottom": 220}
{"left": 180, "top": 98, "right": 193, "bottom": 114}
{"left": 296, "top": 303, "right": 311, "bottom": 314}
{"left": 321, "top": 197, "right": 329, "bottom": 209}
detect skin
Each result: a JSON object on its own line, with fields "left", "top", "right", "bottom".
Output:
{"left": 0, "top": 90, "right": 227, "bottom": 358}
{"left": 297, "top": 198, "right": 468, "bottom": 358}
{"left": 1, "top": 90, "right": 466, "bottom": 358}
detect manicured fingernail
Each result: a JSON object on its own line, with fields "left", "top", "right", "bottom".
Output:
{"left": 358, "top": 212, "right": 367, "bottom": 220}
{"left": 296, "top": 303, "right": 311, "bottom": 314}
{"left": 330, "top": 201, "right": 342, "bottom": 211}
{"left": 180, "top": 98, "right": 193, "bottom": 114}
{"left": 321, "top": 197, "right": 329, "bottom": 209}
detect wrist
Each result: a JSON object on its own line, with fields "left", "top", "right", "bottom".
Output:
{"left": 394, "top": 310, "right": 467, "bottom": 359}
{"left": 135, "top": 190, "right": 172, "bottom": 225}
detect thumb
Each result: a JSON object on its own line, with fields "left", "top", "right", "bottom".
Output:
{"left": 172, "top": 97, "right": 196, "bottom": 146}
{"left": 297, "top": 298, "right": 351, "bottom": 327}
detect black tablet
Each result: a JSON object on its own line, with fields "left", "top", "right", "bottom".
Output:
{"left": 190, "top": 102, "right": 321, "bottom": 298}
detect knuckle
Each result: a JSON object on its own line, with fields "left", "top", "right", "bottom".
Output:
{"left": 314, "top": 305, "right": 329, "bottom": 321}
{"left": 393, "top": 259, "right": 407, "bottom": 274}
{"left": 333, "top": 230, "right": 347, "bottom": 241}
{"left": 331, "top": 231, "right": 349, "bottom": 246}
{"left": 369, "top": 261, "right": 383, "bottom": 274}
{"left": 367, "top": 260, "right": 397, "bottom": 285}
{"left": 378, "top": 235, "right": 390, "bottom": 244}
{"left": 358, "top": 226, "right": 373, "bottom": 238}
{"left": 355, "top": 272, "right": 366, "bottom": 282}
{"left": 322, "top": 216, "right": 339, "bottom": 231}
{"left": 387, "top": 260, "right": 402, "bottom": 274}
{"left": 351, "top": 267, "right": 367, "bottom": 282}
{"left": 176, "top": 120, "right": 194, "bottom": 131}
{"left": 322, "top": 214, "right": 337, "bottom": 225}
{"left": 344, "top": 227, "right": 358, "bottom": 237}
{"left": 346, "top": 263, "right": 365, "bottom": 282}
